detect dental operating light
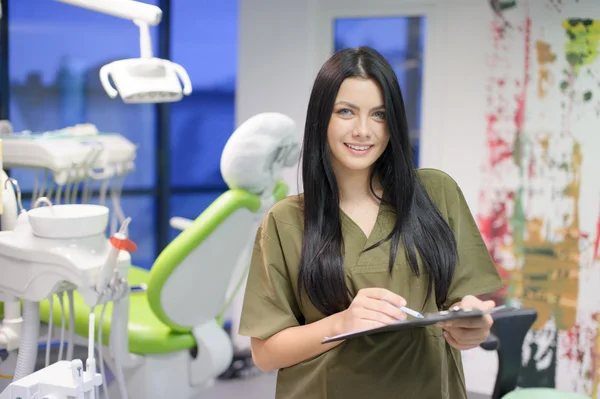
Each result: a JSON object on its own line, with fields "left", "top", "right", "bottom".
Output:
{"left": 55, "top": 0, "right": 192, "bottom": 104}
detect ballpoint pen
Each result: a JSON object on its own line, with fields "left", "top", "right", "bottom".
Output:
{"left": 399, "top": 306, "right": 424, "bottom": 319}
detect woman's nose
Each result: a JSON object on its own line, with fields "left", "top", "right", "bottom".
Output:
{"left": 353, "top": 119, "right": 371, "bottom": 138}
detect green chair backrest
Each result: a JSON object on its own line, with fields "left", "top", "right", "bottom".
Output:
{"left": 146, "top": 182, "right": 288, "bottom": 333}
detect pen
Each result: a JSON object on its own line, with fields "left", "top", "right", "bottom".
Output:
{"left": 399, "top": 306, "right": 424, "bottom": 319}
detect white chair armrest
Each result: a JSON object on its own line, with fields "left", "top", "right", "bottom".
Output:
{"left": 169, "top": 216, "right": 193, "bottom": 231}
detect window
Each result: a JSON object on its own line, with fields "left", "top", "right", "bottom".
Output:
{"left": 170, "top": 0, "right": 237, "bottom": 190}
{"left": 7, "top": 0, "right": 159, "bottom": 265}
{"left": 334, "top": 16, "right": 426, "bottom": 166}
{"left": 168, "top": 0, "right": 238, "bottom": 243}
{"left": 4, "top": 0, "right": 240, "bottom": 264}
{"left": 169, "top": 192, "right": 223, "bottom": 241}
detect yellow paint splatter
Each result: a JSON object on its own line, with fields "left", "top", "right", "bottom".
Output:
{"left": 593, "top": 316, "right": 600, "bottom": 397}
{"left": 521, "top": 142, "right": 582, "bottom": 330}
{"left": 536, "top": 40, "right": 556, "bottom": 97}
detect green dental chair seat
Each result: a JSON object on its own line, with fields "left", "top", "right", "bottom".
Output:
{"left": 38, "top": 265, "right": 196, "bottom": 355}
{"left": 503, "top": 388, "right": 589, "bottom": 399}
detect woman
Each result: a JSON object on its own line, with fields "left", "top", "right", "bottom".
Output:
{"left": 239, "top": 47, "right": 503, "bottom": 399}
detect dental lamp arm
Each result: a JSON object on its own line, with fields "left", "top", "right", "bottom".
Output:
{"left": 55, "top": 0, "right": 162, "bottom": 25}
{"left": 134, "top": 20, "right": 153, "bottom": 59}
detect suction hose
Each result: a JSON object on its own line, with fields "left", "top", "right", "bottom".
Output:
{"left": 13, "top": 301, "right": 41, "bottom": 381}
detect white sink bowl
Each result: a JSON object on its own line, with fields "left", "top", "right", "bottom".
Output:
{"left": 28, "top": 204, "right": 110, "bottom": 239}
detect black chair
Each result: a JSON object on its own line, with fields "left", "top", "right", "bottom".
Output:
{"left": 479, "top": 308, "right": 589, "bottom": 399}
{"left": 479, "top": 308, "right": 538, "bottom": 399}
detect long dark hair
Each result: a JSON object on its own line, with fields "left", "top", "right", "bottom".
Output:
{"left": 297, "top": 47, "right": 458, "bottom": 316}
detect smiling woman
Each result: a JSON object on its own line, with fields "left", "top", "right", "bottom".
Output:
{"left": 238, "top": 47, "right": 503, "bottom": 399}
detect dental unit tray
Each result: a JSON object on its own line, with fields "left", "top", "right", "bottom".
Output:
{"left": 322, "top": 305, "right": 516, "bottom": 343}
{"left": 0, "top": 129, "right": 136, "bottom": 181}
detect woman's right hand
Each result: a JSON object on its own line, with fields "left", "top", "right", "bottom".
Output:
{"left": 335, "top": 288, "right": 407, "bottom": 335}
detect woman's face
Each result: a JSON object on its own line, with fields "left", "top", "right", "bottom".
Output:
{"left": 327, "top": 77, "right": 390, "bottom": 175}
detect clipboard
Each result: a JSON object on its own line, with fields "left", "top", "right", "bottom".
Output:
{"left": 322, "top": 305, "right": 512, "bottom": 344}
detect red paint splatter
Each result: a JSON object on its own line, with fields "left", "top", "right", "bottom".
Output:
{"left": 560, "top": 315, "right": 600, "bottom": 385}
{"left": 485, "top": 114, "right": 514, "bottom": 166}
{"left": 477, "top": 10, "right": 532, "bottom": 300}
{"left": 491, "top": 20, "right": 506, "bottom": 42}
{"left": 528, "top": 156, "right": 535, "bottom": 178}
{"left": 515, "top": 17, "right": 532, "bottom": 134}
{"left": 562, "top": 324, "right": 586, "bottom": 363}
{"left": 594, "top": 205, "right": 600, "bottom": 260}
{"left": 478, "top": 199, "right": 511, "bottom": 297}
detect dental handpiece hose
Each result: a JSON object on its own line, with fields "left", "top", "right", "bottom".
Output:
{"left": 87, "top": 312, "right": 97, "bottom": 399}
{"left": 97, "top": 217, "right": 131, "bottom": 294}
{"left": 96, "top": 235, "right": 124, "bottom": 294}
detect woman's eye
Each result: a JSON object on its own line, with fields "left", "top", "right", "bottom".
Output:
{"left": 336, "top": 108, "right": 353, "bottom": 116}
{"left": 373, "top": 111, "right": 386, "bottom": 119}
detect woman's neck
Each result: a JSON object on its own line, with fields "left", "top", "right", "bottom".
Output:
{"left": 335, "top": 167, "right": 382, "bottom": 205}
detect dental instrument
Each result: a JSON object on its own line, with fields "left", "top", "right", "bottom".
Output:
{"left": 55, "top": 0, "right": 192, "bottom": 104}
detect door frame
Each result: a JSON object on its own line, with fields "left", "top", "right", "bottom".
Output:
{"left": 309, "top": 0, "right": 446, "bottom": 169}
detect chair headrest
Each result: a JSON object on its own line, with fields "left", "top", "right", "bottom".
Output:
{"left": 220, "top": 112, "right": 300, "bottom": 196}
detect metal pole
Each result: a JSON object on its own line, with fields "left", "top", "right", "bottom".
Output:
{"left": 155, "top": 0, "right": 172, "bottom": 254}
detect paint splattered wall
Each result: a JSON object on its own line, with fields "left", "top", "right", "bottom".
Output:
{"left": 479, "top": 0, "right": 600, "bottom": 394}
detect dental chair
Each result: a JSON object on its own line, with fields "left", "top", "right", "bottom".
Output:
{"left": 35, "top": 112, "right": 300, "bottom": 399}
{"left": 479, "top": 308, "right": 589, "bottom": 399}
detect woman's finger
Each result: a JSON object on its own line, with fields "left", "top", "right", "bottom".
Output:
{"left": 443, "top": 331, "right": 475, "bottom": 351}
{"left": 441, "top": 314, "right": 492, "bottom": 329}
{"left": 444, "top": 326, "right": 489, "bottom": 346}
{"left": 363, "top": 297, "right": 406, "bottom": 321}
{"left": 355, "top": 306, "right": 399, "bottom": 325}
{"left": 358, "top": 288, "right": 407, "bottom": 308}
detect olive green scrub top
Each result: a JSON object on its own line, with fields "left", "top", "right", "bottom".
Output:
{"left": 239, "top": 168, "right": 503, "bottom": 399}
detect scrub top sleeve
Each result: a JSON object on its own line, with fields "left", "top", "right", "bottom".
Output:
{"left": 238, "top": 217, "right": 302, "bottom": 340}
{"left": 444, "top": 181, "right": 504, "bottom": 308}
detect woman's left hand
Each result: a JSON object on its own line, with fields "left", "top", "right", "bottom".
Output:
{"left": 436, "top": 295, "right": 495, "bottom": 350}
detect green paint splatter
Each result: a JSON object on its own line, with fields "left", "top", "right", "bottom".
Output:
{"left": 523, "top": 247, "right": 556, "bottom": 256}
{"left": 560, "top": 81, "right": 569, "bottom": 91}
{"left": 512, "top": 133, "right": 524, "bottom": 168}
{"left": 512, "top": 187, "right": 526, "bottom": 256}
{"left": 498, "top": 1, "right": 517, "bottom": 11}
{"left": 583, "top": 90, "right": 593, "bottom": 101}
{"left": 563, "top": 19, "right": 600, "bottom": 73}
{"left": 510, "top": 133, "right": 527, "bottom": 258}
